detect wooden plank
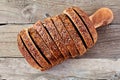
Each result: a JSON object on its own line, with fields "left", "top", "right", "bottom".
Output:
{"left": 0, "top": 0, "right": 119, "bottom": 24}
{"left": 0, "top": 24, "right": 31, "bottom": 57}
{"left": 0, "top": 24, "right": 120, "bottom": 58}
{"left": 0, "top": 58, "right": 120, "bottom": 79}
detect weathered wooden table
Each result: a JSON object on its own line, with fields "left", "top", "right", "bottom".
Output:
{"left": 0, "top": 0, "right": 120, "bottom": 80}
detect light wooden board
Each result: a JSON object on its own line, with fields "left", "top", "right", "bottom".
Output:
{"left": 0, "top": 58, "right": 120, "bottom": 80}
{"left": 0, "top": 0, "right": 119, "bottom": 24}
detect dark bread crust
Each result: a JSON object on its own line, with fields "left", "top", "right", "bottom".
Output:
{"left": 43, "top": 18, "right": 70, "bottom": 59}
{"left": 28, "top": 27, "right": 57, "bottom": 66}
{"left": 17, "top": 34, "right": 41, "bottom": 70}
{"left": 20, "top": 29, "right": 51, "bottom": 68}
{"left": 59, "top": 14, "right": 86, "bottom": 55}
{"left": 33, "top": 21, "right": 64, "bottom": 63}
{"left": 72, "top": 6, "right": 97, "bottom": 44}
{"left": 17, "top": 34, "right": 51, "bottom": 71}
{"left": 52, "top": 15, "right": 79, "bottom": 58}
{"left": 63, "top": 7, "right": 94, "bottom": 49}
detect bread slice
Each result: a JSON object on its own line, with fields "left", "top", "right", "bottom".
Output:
{"left": 59, "top": 14, "right": 86, "bottom": 55}
{"left": 17, "top": 34, "right": 51, "bottom": 71}
{"left": 28, "top": 27, "right": 58, "bottom": 66}
{"left": 33, "top": 21, "right": 64, "bottom": 63}
{"left": 72, "top": 6, "right": 97, "bottom": 44}
{"left": 51, "top": 15, "right": 79, "bottom": 58}
{"left": 63, "top": 7, "right": 94, "bottom": 49}
{"left": 20, "top": 29, "right": 51, "bottom": 69}
{"left": 43, "top": 18, "right": 70, "bottom": 59}
{"left": 17, "top": 34, "right": 41, "bottom": 70}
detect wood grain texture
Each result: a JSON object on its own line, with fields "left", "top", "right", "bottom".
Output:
{"left": 0, "top": 58, "right": 120, "bottom": 80}
{"left": 0, "top": 24, "right": 120, "bottom": 58}
{"left": 0, "top": 0, "right": 119, "bottom": 24}
{"left": 0, "top": 24, "right": 31, "bottom": 57}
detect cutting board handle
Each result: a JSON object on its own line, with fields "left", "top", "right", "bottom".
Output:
{"left": 89, "top": 8, "right": 114, "bottom": 28}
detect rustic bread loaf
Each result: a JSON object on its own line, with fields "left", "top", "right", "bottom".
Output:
{"left": 51, "top": 15, "right": 79, "bottom": 58}
{"left": 17, "top": 34, "right": 51, "bottom": 71}
{"left": 63, "top": 7, "right": 94, "bottom": 49}
{"left": 17, "top": 34, "right": 41, "bottom": 70}
{"left": 59, "top": 14, "right": 86, "bottom": 55}
{"left": 43, "top": 18, "right": 71, "bottom": 59}
{"left": 28, "top": 27, "right": 58, "bottom": 66}
{"left": 17, "top": 6, "right": 113, "bottom": 71}
{"left": 20, "top": 29, "right": 51, "bottom": 68}
{"left": 33, "top": 21, "right": 64, "bottom": 63}
{"left": 72, "top": 6, "right": 97, "bottom": 44}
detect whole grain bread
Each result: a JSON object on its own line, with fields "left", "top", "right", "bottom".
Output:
{"left": 17, "top": 34, "right": 41, "bottom": 70}
{"left": 20, "top": 29, "right": 51, "bottom": 68}
{"left": 43, "top": 18, "right": 70, "bottom": 59}
{"left": 52, "top": 15, "right": 79, "bottom": 58}
{"left": 59, "top": 14, "right": 86, "bottom": 55}
{"left": 63, "top": 7, "right": 94, "bottom": 49}
{"left": 33, "top": 21, "right": 64, "bottom": 63}
{"left": 17, "top": 34, "right": 52, "bottom": 71}
{"left": 72, "top": 6, "right": 98, "bottom": 44}
{"left": 28, "top": 27, "right": 58, "bottom": 66}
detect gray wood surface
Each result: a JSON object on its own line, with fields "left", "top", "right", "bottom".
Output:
{"left": 0, "top": 0, "right": 119, "bottom": 24}
{"left": 0, "top": 58, "right": 120, "bottom": 80}
{"left": 0, "top": 0, "right": 120, "bottom": 79}
{"left": 0, "top": 24, "right": 120, "bottom": 59}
